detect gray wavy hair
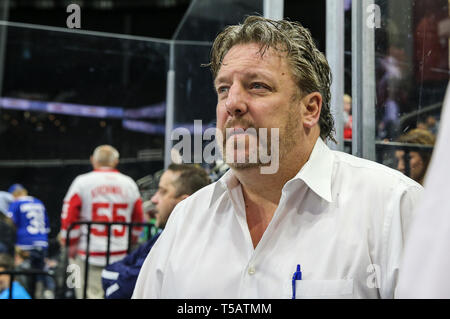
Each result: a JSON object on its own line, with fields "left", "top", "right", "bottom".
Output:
{"left": 207, "top": 15, "right": 336, "bottom": 143}
{"left": 92, "top": 145, "right": 120, "bottom": 166}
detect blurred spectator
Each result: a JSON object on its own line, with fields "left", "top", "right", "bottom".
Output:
{"left": 59, "top": 145, "right": 144, "bottom": 299}
{"left": 102, "top": 163, "right": 210, "bottom": 299}
{"left": 0, "top": 212, "right": 15, "bottom": 257}
{"left": 7, "top": 183, "right": 51, "bottom": 298}
{"left": 0, "top": 191, "right": 13, "bottom": 216}
{"left": 416, "top": 115, "right": 440, "bottom": 135}
{"left": 394, "top": 128, "right": 436, "bottom": 185}
{"left": 426, "top": 115, "right": 440, "bottom": 135}
{"left": 343, "top": 94, "right": 352, "bottom": 140}
{"left": 414, "top": 0, "right": 449, "bottom": 107}
{"left": 0, "top": 253, "right": 31, "bottom": 299}
{"left": 13, "top": 247, "right": 31, "bottom": 293}
{"left": 376, "top": 45, "right": 406, "bottom": 140}
{"left": 416, "top": 120, "right": 429, "bottom": 131}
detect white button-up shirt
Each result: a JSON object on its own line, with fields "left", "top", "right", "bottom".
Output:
{"left": 396, "top": 85, "right": 450, "bottom": 298}
{"left": 133, "top": 138, "right": 423, "bottom": 299}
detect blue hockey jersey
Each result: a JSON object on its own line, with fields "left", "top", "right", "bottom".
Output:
{"left": 7, "top": 196, "right": 50, "bottom": 250}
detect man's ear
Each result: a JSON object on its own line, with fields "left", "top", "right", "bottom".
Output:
{"left": 179, "top": 194, "right": 189, "bottom": 201}
{"left": 174, "top": 194, "right": 189, "bottom": 205}
{"left": 301, "top": 92, "right": 322, "bottom": 129}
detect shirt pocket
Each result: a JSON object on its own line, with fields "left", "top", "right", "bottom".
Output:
{"left": 288, "top": 279, "right": 354, "bottom": 299}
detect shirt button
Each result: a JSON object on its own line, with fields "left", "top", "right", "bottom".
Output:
{"left": 248, "top": 266, "right": 256, "bottom": 275}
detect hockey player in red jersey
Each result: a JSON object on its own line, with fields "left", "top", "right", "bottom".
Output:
{"left": 59, "top": 145, "right": 143, "bottom": 299}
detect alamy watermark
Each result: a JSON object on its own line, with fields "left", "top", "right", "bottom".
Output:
{"left": 66, "top": 263, "right": 81, "bottom": 289}
{"left": 66, "top": 4, "right": 81, "bottom": 29}
{"left": 366, "top": 4, "right": 381, "bottom": 29}
{"left": 171, "top": 120, "right": 280, "bottom": 174}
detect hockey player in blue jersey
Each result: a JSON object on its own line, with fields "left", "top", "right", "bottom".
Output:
{"left": 7, "top": 184, "right": 51, "bottom": 297}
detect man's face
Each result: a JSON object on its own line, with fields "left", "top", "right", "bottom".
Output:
{"left": 151, "top": 170, "right": 183, "bottom": 229}
{"left": 214, "top": 43, "right": 304, "bottom": 170}
{"left": 395, "top": 150, "right": 406, "bottom": 174}
{"left": 395, "top": 150, "right": 425, "bottom": 183}
{"left": 408, "top": 151, "right": 425, "bottom": 183}
{"left": 344, "top": 99, "right": 351, "bottom": 114}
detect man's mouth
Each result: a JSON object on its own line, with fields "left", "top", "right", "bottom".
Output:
{"left": 226, "top": 127, "right": 257, "bottom": 137}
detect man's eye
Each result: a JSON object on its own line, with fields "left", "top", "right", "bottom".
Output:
{"left": 217, "top": 86, "right": 229, "bottom": 95}
{"left": 250, "top": 82, "right": 269, "bottom": 90}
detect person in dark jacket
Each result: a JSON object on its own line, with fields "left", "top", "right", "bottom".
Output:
{"left": 101, "top": 164, "right": 210, "bottom": 298}
{"left": 0, "top": 213, "right": 15, "bottom": 257}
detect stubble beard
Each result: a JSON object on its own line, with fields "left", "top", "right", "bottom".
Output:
{"left": 220, "top": 118, "right": 264, "bottom": 170}
{"left": 219, "top": 107, "right": 300, "bottom": 172}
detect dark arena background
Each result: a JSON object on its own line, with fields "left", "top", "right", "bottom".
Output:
{"left": 1, "top": 0, "right": 448, "bottom": 304}
{"left": 0, "top": 0, "right": 326, "bottom": 262}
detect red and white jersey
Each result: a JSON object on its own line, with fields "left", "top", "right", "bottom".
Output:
{"left": 60, "top": 168, "right": 144, "bottom": 266}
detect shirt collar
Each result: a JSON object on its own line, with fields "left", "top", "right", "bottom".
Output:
{"left": 209, "top": 169, "right": 237, "bottom": 208}
{"left": 290, "top": 137, "right": 334, "bottom": 203}
{"left": 209, "top": 137, "right": 334, "bottom": 207}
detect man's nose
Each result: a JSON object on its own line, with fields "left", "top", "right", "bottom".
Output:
{"left": 225, "top": 84, "right": 248, "bottom": 117}
{"left": 151, "top": 193, "right": 159, "bottom": 205}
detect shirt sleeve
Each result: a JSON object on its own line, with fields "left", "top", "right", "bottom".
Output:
{"left": 7, "top": 202, "right": 19, "bottom": 227}
{"left": 128, "top": 181, "right": 144, "bottom": 242}
{"left": 131, "top": 198, "right": 144, "bottom": 224}
{"left": 380, "top": 184, "right": 423, "bottom": 299}
{"left": 60, "top": 178, "right": 83, "bottom": 245}
{"left": 131, "top": 197, "right": 144, "bottom": 242}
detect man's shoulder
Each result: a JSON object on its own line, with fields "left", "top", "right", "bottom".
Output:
{"left": 16, "top": 196, "right": 36, "bottom": 204}
{"left": 74, "top": 170, "right": 136, "bottom": 184}
{"left": 30, "top": 196, "right": 45, "bottom": 206}
{"left": 184, "top": 180, "right": 217, "bottom": 200}
{"left": 117, "top": 172, "right": 138, "bottom": 184}
{"left": 332, "top": 150, "right": 422, "bottom": 189}
{"left": 0, "top": 191, "right": 13, "bottom": 200}
{"left": 163, "top": 183, "right": 218, "bottom": 235}
{"left": 71, "top": 171, "right": 93, "bottom": 182}
{"left": 173, "top": 182, "right": 218, "bottom": 213}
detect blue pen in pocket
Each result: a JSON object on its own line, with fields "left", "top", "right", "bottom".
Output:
{"left": 292, "top": 264, "right": 302, "bottom": 299}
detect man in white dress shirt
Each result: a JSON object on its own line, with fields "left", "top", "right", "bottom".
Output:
{"left": 395, "top": 84, "right": 450, "bottom": 298}
{"left": 133, "top": 16, "right": 423, "bottom": 299}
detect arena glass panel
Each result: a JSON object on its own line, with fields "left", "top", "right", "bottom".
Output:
{"left": 0, "top": 23, "right": 169, "bottom": 266}
{"left": 165, "top": 0, "right": 264, "bottom": 167}
{"left": 371, "top": 0, "right": 448, "bottom": 185}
